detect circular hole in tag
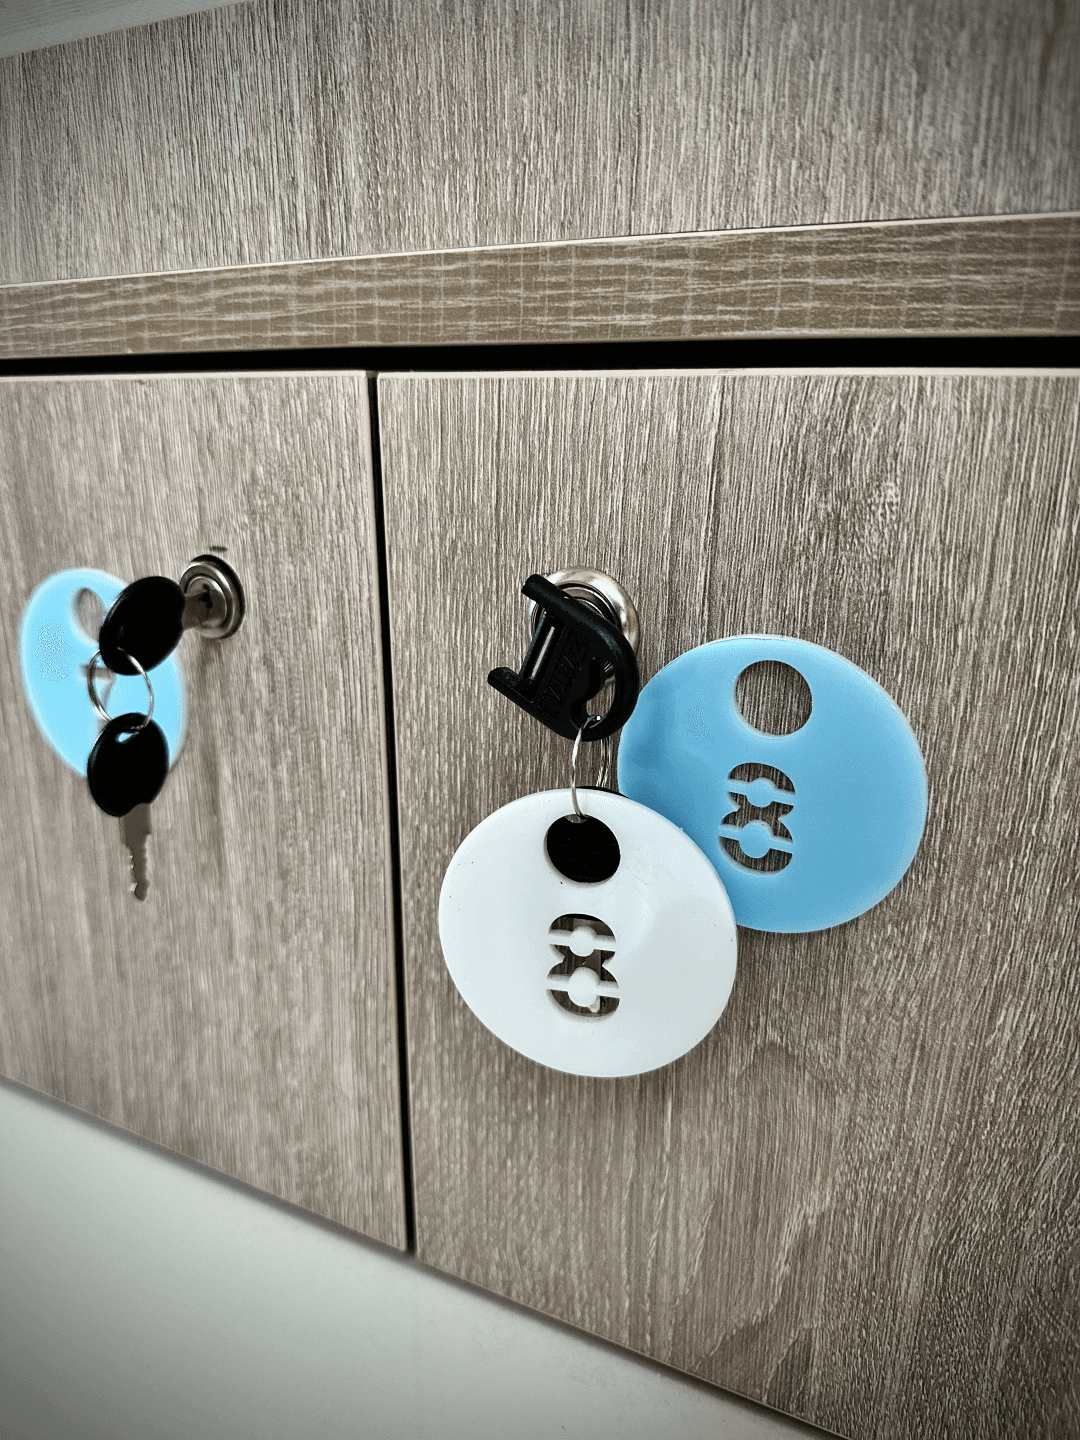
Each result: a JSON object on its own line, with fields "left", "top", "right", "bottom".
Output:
{"left": 734, "top": 660, "right": 812, "bottom": 735}
{"left": 73, "top": 587, "right": 105, "bottom": 642}
{"left": 545, "top": 814, "right": 621, "bottom": 883}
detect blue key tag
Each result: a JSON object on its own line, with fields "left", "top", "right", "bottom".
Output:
{"left": 618, "top": 636, "right": 927, "bottom": 933}
{"left": 19, "top": 568, "right": 186, "bottom": 774}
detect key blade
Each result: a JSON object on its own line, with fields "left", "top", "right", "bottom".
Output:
{"left": 118, "top": 802, "right": 152, "bottom": 901}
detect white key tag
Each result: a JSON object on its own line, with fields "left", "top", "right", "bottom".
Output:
{"left": 438, "top": 786, "right": 738, "bottom": 1078}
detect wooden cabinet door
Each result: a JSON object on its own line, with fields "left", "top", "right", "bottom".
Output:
{"left": 378, "top": 370, "right": 1080, "bottom": 1437}
{"left": 0, "top": 374, "right": 406, "bottom": 1249}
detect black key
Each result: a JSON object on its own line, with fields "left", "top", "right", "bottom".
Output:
{"left": 98, "top": 576, "right": 185, "bottom": 675}
{"left": 488, "top": 575, "right": 640, "bottom": 741}
{"left": 87, "top": 713, "right": 169, "bottom": 818}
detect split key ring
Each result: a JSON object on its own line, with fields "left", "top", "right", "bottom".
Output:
{"left": 86, "top": 648, "right": 155, "bottom": 731}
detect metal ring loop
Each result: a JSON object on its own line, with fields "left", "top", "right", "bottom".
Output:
{"left": 86, "top": 649, "right": 154, "bottom": 731}
{"left": 569, "top": 726, "right": 585, "bottom": 820}
{"left": 568, "top": 728, "right": 615, "bottom": 821}
{"left": 598, "top": 733, "right": 614, "bottom": 791}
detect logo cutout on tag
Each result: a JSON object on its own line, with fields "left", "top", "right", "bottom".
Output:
{"left": 546, "top": 915, "right": 619, "bottom": 1017}
{"left": 719, "top": 763, "right": 795, "bottom": 872}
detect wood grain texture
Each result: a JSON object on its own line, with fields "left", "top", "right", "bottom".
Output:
{"left": 0, "top": 374, "right": 406, "bottom": 1249}
{"left": 379, "top": 371, "right": 1080, "bottom": 1438}
{"left": 1, "top": 214, "right": 1077, "bottom": 357}
{"left": 1, "top": 0, "right": 1078, "bottom": 287}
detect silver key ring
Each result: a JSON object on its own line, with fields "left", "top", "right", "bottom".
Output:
{"left": 568, "top": 726, "right": 614, "bottom": 821}
{"left": 86, "top": 649, "right": 154, "bottom": 730}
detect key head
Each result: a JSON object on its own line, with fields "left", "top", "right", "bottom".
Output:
{"left": 487, "top": 575, "right": 640, "bottom": 741}
{"left": 87, "top": 714, "right": 169, "bottom": 817}
{"left": 99, "top": 576, "right": 185, "bottom": 675}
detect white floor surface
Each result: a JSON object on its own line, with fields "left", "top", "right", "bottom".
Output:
{"left": 0, "top": 1079, "right": 826, "bottom": 1440}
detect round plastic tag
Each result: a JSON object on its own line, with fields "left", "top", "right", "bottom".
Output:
{"left": 618, "top": 636, "right": 927, "bottom": 933}
{"left": 439, "top": 788, "right": 738, "bottom": 1078}
{"left": 20, "top": 568, "right": 186, "bottom": 773}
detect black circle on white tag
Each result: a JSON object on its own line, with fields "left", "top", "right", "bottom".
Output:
{"left": 438, "top": 789, "right": 738, "bottom": 1077}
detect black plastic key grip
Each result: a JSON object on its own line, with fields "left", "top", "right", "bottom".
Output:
{"left": 98, "top": 575, "right": 186, "bottom": 676}
{"left": 87, "top": 714, "right": 169, "bottom": 818}
{"left": 487, "top": 575, "right": 639, "bottom": 742}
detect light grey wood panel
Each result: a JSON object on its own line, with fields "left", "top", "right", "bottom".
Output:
{"left": 1, "top": 214, "right": 1077, "bottom": 357}
{"left": 379, "top": 371, "right": 1080, "bottom": 1438}
{"left": 0, "top": 374, "right": 406, "bottom": 1249}
{"left": 1, "top": 0, "right": 1078, "bottom": 287}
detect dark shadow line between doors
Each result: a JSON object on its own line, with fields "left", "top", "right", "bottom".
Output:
{"left": 366, "top": 373, "right": 416, "bottom": 1255}
{"left": 0, "top": 335, "right": 1070, "bottom": 377}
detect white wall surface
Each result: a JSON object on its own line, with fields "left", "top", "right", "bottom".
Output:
{"left": 0, "top": 0, "right": 246, "bottom": 57}
{"left": 0, "top": 1079, "right": 825, "bottom": 1440}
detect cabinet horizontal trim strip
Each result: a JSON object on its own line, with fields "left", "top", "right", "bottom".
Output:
{"left": 1, "top": 213, "right": 1076, "bottom": 358}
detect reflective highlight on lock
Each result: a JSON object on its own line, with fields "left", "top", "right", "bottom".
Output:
{"left": 618, "top": 636, "right": 927, "bottom": 933}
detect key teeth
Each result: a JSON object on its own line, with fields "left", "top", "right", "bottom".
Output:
{"left": 120, "top": 804, "right": 152, "bottom": 902}
{"left": 130, "top": 839, "right": 148, "bottom": 900}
